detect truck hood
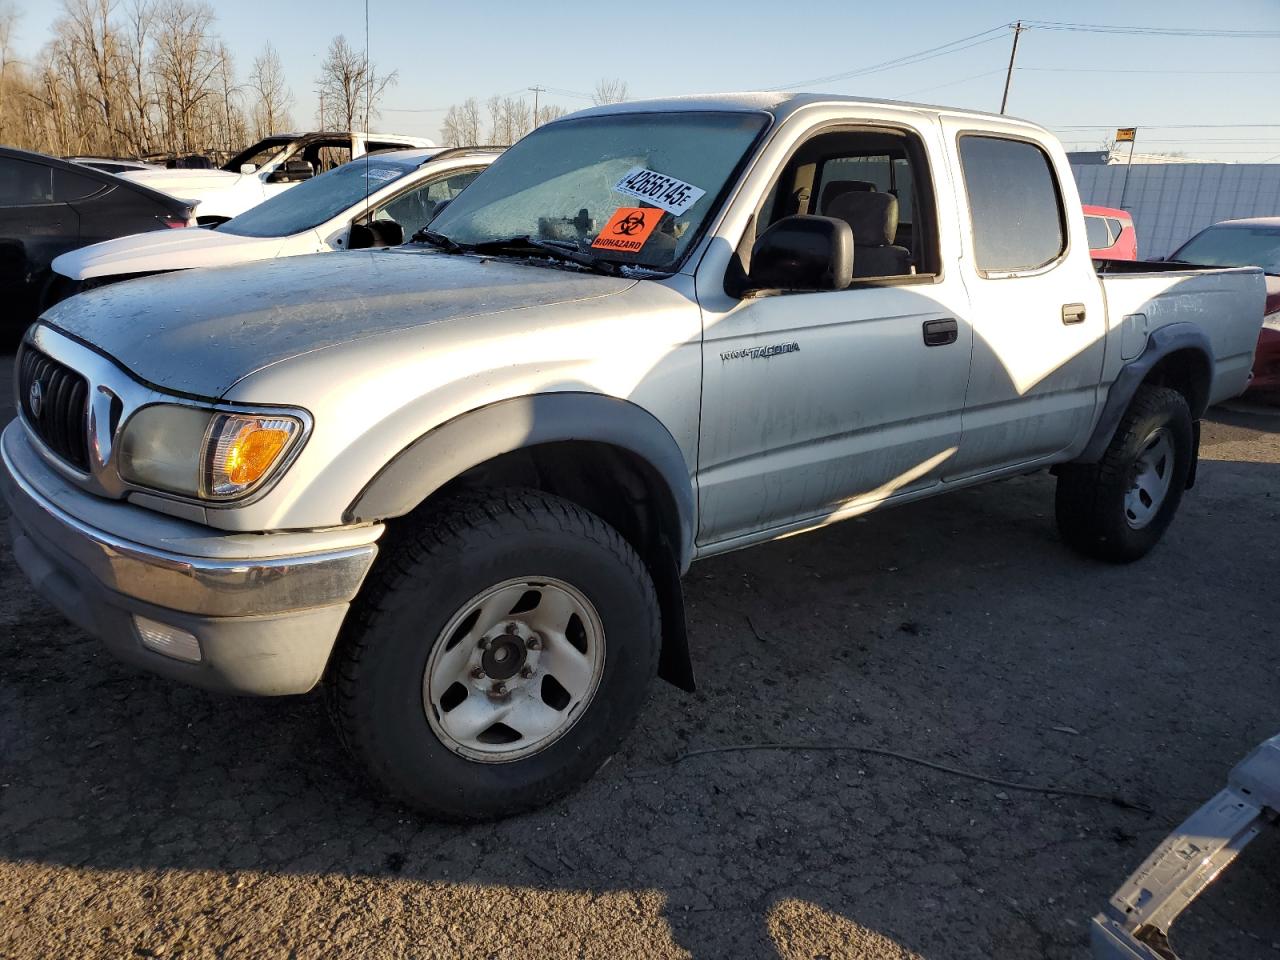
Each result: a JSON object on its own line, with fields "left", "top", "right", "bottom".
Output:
{"left": 51, "top": 227, "right": 287, "bottom": 280}
{"left": 40, "top": 247, "right": 637, "bottom": 397}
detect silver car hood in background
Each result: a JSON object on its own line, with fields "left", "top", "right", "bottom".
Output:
{"left": 41, "top": 248, "right": 637, "bottom": 398}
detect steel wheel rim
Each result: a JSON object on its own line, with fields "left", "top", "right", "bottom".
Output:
{"left": 422, "top": 576, "right": 606, "bottom": 763}
{"left": 1124, "top": 427, "right": 1175, "bottom": 529}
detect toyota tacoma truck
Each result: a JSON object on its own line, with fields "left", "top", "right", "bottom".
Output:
{"left": 2, "top": 93, "right": 1265, "bottom": 821}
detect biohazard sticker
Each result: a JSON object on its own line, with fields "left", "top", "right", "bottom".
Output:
{"left": 592, "top": 207, "right": 663, "bottom": 253}
{"left": 614, "top": 167, "right": 706, "bottom": 216}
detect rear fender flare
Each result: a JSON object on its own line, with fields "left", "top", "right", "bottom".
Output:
{"left": 1077, "top": 323, "right": 1213, "bottom": 464}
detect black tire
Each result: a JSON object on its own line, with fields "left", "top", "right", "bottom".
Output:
{"left": 1055, "top": 385, "right": 1193, "bottom": 563}
{"left": 327, "top": 488, "right": 661, "bottom": 821}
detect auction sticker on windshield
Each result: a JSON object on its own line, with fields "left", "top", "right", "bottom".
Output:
{"left": 593, "top": 207, "right": 663, "bottom": 253}
{"left": 614, "top": 167, "right": 706, "bottom": 216}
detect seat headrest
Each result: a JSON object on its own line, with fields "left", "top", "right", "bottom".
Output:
{"left": 827, "top": 191, "right": 898, "bottom": 246}
{"left": 818, "top": 179, "right": 876, "bottom": 213}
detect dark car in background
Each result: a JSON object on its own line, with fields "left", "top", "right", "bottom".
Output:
{"left": 0, "top": 147, "right": 195, "bottom": 328}
{"left": 1169, "top": 217, "right": 1280, "bottom": 395}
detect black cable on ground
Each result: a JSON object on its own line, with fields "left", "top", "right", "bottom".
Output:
{"left": 667, "top": 742, "right": 1153, "bottom": 814}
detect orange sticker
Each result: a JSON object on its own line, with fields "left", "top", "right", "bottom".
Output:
{"left": 592, "top": 207, "right": 663, "bottom": 253}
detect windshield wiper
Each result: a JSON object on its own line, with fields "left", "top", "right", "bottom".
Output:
{"left": 467, "top": 236, "right": 623, "bottom": 276}
{"left": 412, "top": 228, "right": 463, "bottom": 252}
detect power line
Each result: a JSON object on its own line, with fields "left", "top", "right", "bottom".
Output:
{"left": 903, "top": 68, "right": 1007, "bottom": 97}
{"left": 1052, "top": 123, "right": 1280, "bottom": 130}
{"left": 1022, "top": 20, "right": 1280, "bottom": 38}
{"left": 1021, "top": 67, "right": 1280, "bottom": 75}
{"left": 774, "top": 23, "right": 1013, "bottom": 90}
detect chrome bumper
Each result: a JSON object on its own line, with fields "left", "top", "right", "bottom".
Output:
{"left": 1, "top": 420, "right": 382, "bottom": 694}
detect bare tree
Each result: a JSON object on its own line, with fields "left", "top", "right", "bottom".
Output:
{"left": 591, "top": 77, "right": 628, "bottom": 105}
{"left": 120, "top": 0, "right": 155, "bottom": 153}
{"left": 247, "top": 40, "right": 292, "bottom": 138}
{"left": 315, "top": 34, "right": 396, "bottom": 131}
{"left": 151, "top": 0, "right": 222, "bottom": 152}
{"left": 534, "top": 103, "right": 567, "bottom": 127}
{"left": 441, "top": 96, "right": 482, "bottom": 147}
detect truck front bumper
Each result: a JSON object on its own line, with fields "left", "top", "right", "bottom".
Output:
{"left": 0, "top": 421, "right": 381, "bottom": 695}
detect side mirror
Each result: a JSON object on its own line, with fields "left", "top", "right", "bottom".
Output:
{"left": 267, "top": 159, "right": 314, "bottom": 183}
{"left": 239, "top": 163, "right": 257, "bottom": 174}
{"left": 746, "top": 215, "right": 853, "bottom": 293}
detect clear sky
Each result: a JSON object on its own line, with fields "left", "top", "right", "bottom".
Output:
{"left": 12, "top": 0, "right": 1280, "bottom": 160}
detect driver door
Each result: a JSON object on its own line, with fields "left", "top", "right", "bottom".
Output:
{"left": 694, "top": 120, "right": 974, "bottom": 547}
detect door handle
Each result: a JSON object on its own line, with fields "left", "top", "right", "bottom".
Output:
{"left": 1062, "top": 303, "right": 1087, "bottom": 325}
{"left": 922, "top": 318, "right": 958, "bottom": 346}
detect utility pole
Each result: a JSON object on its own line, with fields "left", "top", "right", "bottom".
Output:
{"left": 1000, "top": 21, "right": 1024, "bottom": 115}
{"left": 1117, "top": 127, "right": 1139, "bottom": 211}
{"left": 529, "top": 85, "right": 545, "bottom": 125}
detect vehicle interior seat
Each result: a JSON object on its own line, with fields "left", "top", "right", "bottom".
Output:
{"left": 817, "top": 179, "right": 875, "bottom": 215}
{"left": 826, "top": 191, "right": 912, "bottom": 278}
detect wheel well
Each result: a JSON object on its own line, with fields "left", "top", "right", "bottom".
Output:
{"left": 387, "top": 440, "right": 695, "bottom": 691}
{"left": 1144, "top": 348, "right": 1211, "bottom": 419}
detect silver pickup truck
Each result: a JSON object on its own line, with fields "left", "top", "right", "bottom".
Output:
{"left": 3, "top": 93, "right": 1265, "bottom": 820}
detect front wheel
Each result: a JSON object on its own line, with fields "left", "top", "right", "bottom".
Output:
{"left": 327, "top": 488, "right": 661, "bottom": 821}
{"left": 1055, "top": 385, "right": 1194, "bottom": 563}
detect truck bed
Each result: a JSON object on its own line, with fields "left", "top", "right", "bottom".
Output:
{"left": 1095, "top": 263, "right": 1265, "bottom": 406}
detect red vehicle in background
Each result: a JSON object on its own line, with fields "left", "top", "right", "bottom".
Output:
{"left": 1084, "top": 205, "right": 1138, "bottom": 260}
{"left": 1169, "top": 217, "right": 1280, "bottom": 396}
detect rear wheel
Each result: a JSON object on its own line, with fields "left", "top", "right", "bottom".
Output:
{"left": 1055, "top": 385, "right": 1193, "bottom": 562}
{"left": 327, "top": 488, "right": 660, "bottom": 821}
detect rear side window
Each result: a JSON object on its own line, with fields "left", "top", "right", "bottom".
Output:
{"left": 1085, "top": 215, "right": 1112, "bottom": 249}
{"left": 53, "top": 166, "right": 105, "bottom": 201}
{"left": 0, "top": 157, "right": 54, "bottom": 205}
{"left": 958, "top": 135, "right": 1065, "bottom": 274}
{"left": 1106, "top": 217, "right": 1126, "bottom": 239}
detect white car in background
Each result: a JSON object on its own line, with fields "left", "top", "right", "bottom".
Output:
{"left": 48, "top": 147, "right": 498, "bottom": 302}
{"left": 119, "top": 130, "right": 435, "bottom": 224}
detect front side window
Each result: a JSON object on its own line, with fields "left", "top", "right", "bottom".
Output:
{"left": 959, "top": 135, "right": 1065, "bottom": 274}
{"left": 220, "top": 157, "right": 419, "bottom": 238}
{"left": 1170, "top": 225, "right": 1280, "bottom": 276}
{"left": 427, "top": 111, "right": 769, "bottom": 271}
{"left": 374, "top": 168, "right": 482, "bottom": 235}
{"left": 0, "top": 157, "right": 54, "bottom": 205}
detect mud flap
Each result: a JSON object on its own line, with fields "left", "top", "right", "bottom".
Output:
{"left": 1184, "top": 421, "right": 1200, "bottom": 490}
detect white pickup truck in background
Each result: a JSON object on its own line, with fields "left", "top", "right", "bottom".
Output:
{"left": 119, "top": 130, "right": 435, "bottom": 224}
{"left": 4, "top": 93, "right": 1265, "bottom": 821}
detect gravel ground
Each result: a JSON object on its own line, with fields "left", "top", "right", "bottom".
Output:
{"left": 0, "top": 358, "right": 1276, "bottom": 959}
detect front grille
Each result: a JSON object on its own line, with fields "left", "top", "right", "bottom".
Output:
{"left": 18, "top": 345, "right": 90, "bottom": 471}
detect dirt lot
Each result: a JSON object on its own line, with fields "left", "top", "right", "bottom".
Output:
{"left": 0, "top": 356, "right": 1276, "bottom": 959}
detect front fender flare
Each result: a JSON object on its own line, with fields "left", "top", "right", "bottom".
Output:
{"left": 345, "top": 392, "right": 697, "bottom": 570}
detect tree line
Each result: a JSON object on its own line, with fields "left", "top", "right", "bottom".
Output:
{"left": 439, "top": 78, "right": 629, "bottom": 147}
{"left": 0, "top": 0, "right": 397, "bottom": 161}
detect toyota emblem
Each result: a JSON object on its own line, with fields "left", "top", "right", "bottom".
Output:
{"left": 28, "top": 380, "right": 43, "bottom": 418}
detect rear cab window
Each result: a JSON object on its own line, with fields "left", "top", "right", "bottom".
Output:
{"left": 958, "top": 135, "right": 1066, "bottom": 276}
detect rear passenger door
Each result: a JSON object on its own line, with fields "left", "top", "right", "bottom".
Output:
{"left": 939, "top": 125, "right": 1106, "bottom": 478}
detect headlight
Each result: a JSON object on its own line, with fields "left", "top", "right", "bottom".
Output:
{"left": 118, "top": 404, "right": 304, "bottom": 501}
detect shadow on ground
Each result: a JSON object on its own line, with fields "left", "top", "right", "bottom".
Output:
{"left": 0, "top": 408, "right": 1277, "bottom": 959}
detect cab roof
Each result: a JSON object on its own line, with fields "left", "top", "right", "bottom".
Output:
{"left": 563, "top": 91, "right": 1047, "bottom": 134}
